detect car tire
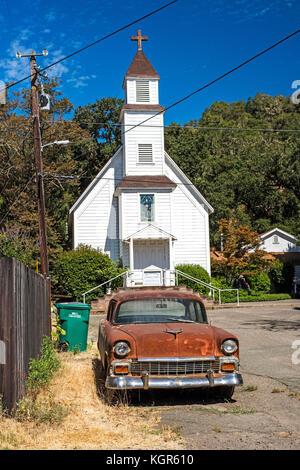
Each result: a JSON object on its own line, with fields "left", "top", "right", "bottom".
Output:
{"left": 215, "top": 385, "right": 235, "bottom": 400}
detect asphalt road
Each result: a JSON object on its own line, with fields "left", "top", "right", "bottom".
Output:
{"left": 88, "top": 300, "right": 300, "bottom": 450}
{"left": 208, "top": 300, "right": 300, "bottom": 392}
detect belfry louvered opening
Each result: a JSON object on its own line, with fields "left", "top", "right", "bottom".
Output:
{"left": 138, "top": 143, "right": 153, "bottom": 163}
{"left": 136, "top": 80, "right": 150, "bottom": 102}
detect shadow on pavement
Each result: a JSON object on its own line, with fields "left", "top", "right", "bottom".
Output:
{"left": 241, "top": 319, "right": 300, "bottom": 331}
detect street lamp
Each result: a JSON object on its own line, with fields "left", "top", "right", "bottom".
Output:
{"left": 41, "top": 140, "right": 70, "bottom": 151}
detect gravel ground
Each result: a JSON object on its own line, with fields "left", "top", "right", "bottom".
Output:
{"left": 87, "top": 301, "right": 300, "bottom": 450}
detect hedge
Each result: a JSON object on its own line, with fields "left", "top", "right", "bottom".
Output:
{"left": 176, "top": 264, "right": 211, "bottom": 295}
{"left": 51, "top": 245, "right": 125, "bottom": 302}
{"left": 221, "top": 293, "right": 292, "bottom": 303}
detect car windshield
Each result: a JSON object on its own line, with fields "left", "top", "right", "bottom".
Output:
{"left": 114, "top": 298, "right": 208, "bottom": 325}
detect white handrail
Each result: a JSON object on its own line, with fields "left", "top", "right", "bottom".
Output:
{"left": 82, "top": 271, "right": 128, "bottom": 303}
{"left": 175, "top": 269, "right": 239, "bottom": 306}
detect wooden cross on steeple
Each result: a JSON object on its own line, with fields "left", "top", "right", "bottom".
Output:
{"left": 131, "top": 30, "right": 148, "bottom": 51}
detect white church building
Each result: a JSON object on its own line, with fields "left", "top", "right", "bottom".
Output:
{"left": 70, "top": 31, "right": 213, "bottom": 287}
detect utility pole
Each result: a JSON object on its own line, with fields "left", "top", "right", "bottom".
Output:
{"left": 17, "top": 50, "right": 51, "bottom": 333}
{"left": 30, "top": 52, "right": 49, "bottom": 277}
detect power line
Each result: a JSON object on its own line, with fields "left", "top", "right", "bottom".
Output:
{"left": 0, "top": 1, "right": 178, "bottom": 95}
{"left": 42, "top": 120, "right": 300, "bottom": 133}
{"left": 42, "top": 172, "right": 202, "bottom": 187}
{"left": 121, "top": 28, "right": 300, "bottom": 135}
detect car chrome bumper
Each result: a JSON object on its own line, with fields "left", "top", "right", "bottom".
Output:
{"left": 105, "top": 372, "right": 243, "bottom": 390}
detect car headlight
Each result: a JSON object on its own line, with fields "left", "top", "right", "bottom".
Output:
{"left": 222, "top": 339, "right": 238, "bottom": 355}
{"left": 113, "top": 341, "right": 130, "bottom": 357}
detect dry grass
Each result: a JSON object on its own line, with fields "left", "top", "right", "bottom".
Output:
{"left": 0, "top": 345, "right": 183, "bottom": 450}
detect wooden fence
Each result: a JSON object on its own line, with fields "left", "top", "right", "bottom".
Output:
{"left": 0, "top": 256, "right": 50, "bottom": 411}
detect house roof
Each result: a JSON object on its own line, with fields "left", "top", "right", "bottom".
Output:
{"left": 116, "top": 175, "right": 176, "bottom": 189}
{"left": 123, "top": 50, "right": 160, "bottom": 82}
{"left": 260, "top": 227, "right": 297, "bottom": 242}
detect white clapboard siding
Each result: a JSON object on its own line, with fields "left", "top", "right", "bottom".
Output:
{"left": 171, "top": 186, "right": 208, "bottom": 270}
{"left": 164, "top": 155, "right": 210, "bottom": 273}
{"left": 126, "top": 79, "right": 136, "bottom": 104}
{"left": 261, "top": 233, "right": 298, "bottom": 253}
{"left": 123, "top": 112, "right": 164, "bottom": 175}
{"left": 73, "top": 150, "right": 123, "bottom": 263}
{"left": 121, "top": 190, "right": 172, "bottom": 240}
{"left": 149, "top": 80, "right": 159, "bottom": 104}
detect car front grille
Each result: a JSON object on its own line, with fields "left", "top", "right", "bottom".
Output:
{"left": 130, "top": 359, "right": 220, "bottom": 376}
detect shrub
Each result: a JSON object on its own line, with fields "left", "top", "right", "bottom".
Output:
{"left": 222, "top": 293, "right": 291, "bottom": 303}
{"left": 246, "top": 271, "right": 271, "bottom": 293}
{"left": 51, "top": 244, "right": 125, "bottom": 302}
{"left": 26, "top": 336, "right": 60, "bottom": 399}
{"left": 15, "top": 337, "right": 68, "bottom": 425}
{"left": 176, "top": 264, "right": 210, "bottom": 295}
{"left": 268, "top": 259, "right": 284, "bottom": 293}
{"left": 210, "top": 276, "right": 238, "bottom": 302}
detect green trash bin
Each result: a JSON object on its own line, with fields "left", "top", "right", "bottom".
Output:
{"left": 55, "top": 302, "right": 92, "bottom": 352}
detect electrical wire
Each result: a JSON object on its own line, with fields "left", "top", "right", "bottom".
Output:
{"left": 42, "top": 172, "right": 205, "bottom": 187}
{"left": 42, "top": 120, "right": 300, "bottom": 133}
{"left": 0, "top": 1, "right": 178, "bottom": 95}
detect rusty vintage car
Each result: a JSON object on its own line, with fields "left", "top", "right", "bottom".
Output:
{"left": 97, "top": 287, "right": 243, "bottom": 398}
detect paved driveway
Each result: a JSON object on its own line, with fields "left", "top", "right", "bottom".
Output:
{"left": 88, "top": 301, "right": 300, "bottom": 449}
{"left": 209, "top": 300, "right": 300, "bottom": 391}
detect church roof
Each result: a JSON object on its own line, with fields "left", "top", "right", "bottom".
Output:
{"left": 122, "top": 104, "right": 165, "bottom": 112}
{"left": 124, "top": 50, "right": 160, "bottom": 82}
{"left": 116, "top": 175, "right": 176, "bottom": 189}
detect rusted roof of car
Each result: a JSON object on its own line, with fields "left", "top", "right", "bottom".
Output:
{"left": 108, "top": 287, "right": 203, "bottom": 303}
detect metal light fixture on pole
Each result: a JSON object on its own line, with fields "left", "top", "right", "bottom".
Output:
{"left": 41, "top": 140, "right": 70, "bottom": 151}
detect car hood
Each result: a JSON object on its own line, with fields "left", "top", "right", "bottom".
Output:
{"left": 118, "top": 322, "right": 215, "bottom": 358}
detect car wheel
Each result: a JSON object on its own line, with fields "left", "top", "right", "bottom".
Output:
{"left": 215, "top": 385, "right": 235, "bottom": 401}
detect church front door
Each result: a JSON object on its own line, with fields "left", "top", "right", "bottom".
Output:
{"left": 133, "top": 239, "right": 170, "bottom": 270}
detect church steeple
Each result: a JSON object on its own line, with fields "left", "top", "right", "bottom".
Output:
{"left": 121, "top": 31, "right": 165, "bottom": 176}
{"left": 122, "top": 30, "right": 160, "bottom": 103}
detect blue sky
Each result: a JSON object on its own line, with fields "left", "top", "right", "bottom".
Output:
{"left": 0, "top": 0, "right": 299, "bottom": 124}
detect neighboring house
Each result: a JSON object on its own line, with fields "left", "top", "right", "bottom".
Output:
{"left": 258, "top": 227, "right": 300, "bottom": 292}
{"left": 69, "top": 32, "right": 213, "bottom": 287}
{"left": 258, "top": 227, "right": 299, "bottom": 253}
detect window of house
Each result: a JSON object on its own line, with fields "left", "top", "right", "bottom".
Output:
{"left": 140, "top": 194, "right": 155, "bottom": 222}
{"left": 273, "top": 235, "right": 279, "bottom": 244}
{"left": 136, "top": 80, "right": 150, "bottom": 102}
{"left": 138, "top": 143, "right": 153, "bottom": 163}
